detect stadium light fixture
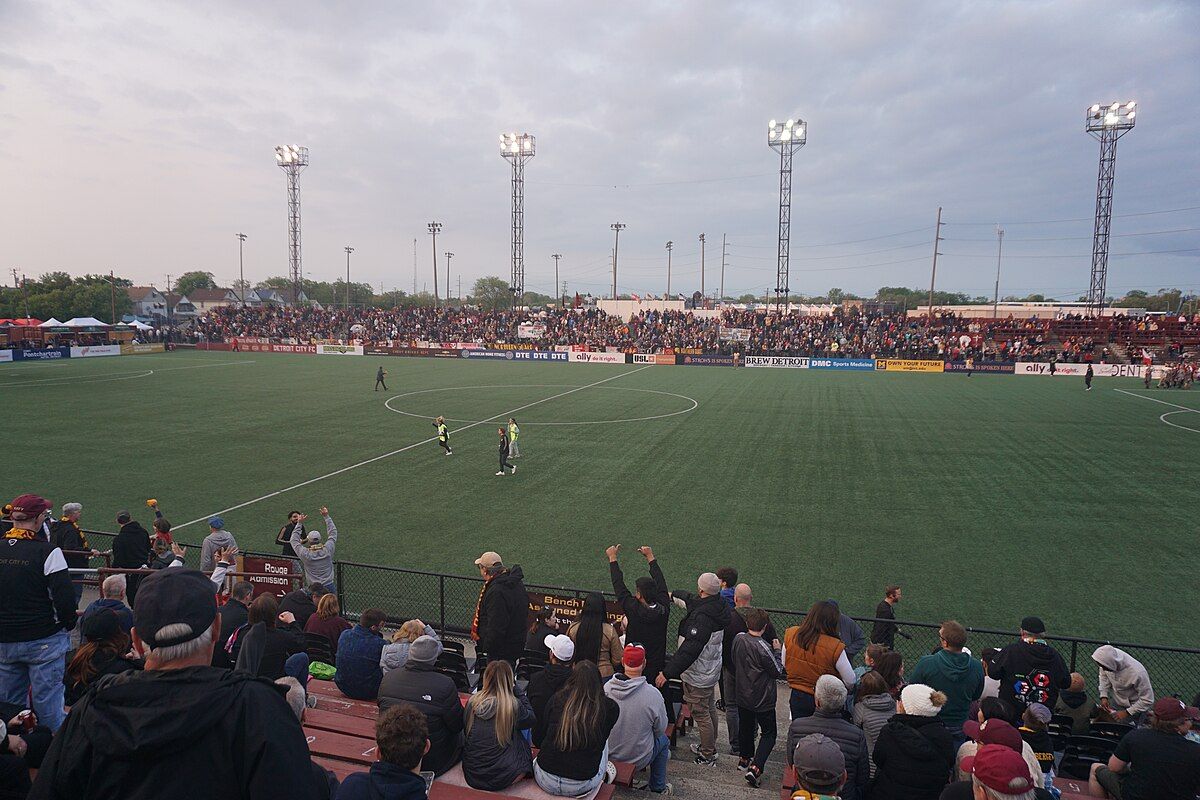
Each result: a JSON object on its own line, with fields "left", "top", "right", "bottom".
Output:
{"left": 275, "top": 145, "right": 309, "bottom": 303}
{"left": 500, "top": 132, "right": 535, "bottom": 307}
{"left": 427, "top": 222, "right": 442, "bottom": 307}
{"left": 767, "top": 115, "right": 807, "bottom": 313}
{"left": 1084, "top": 101, "right": 1137, "bottom": 316}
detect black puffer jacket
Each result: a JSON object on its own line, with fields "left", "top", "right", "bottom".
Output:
{"left": 868, "top": 714, "right": 954, "bottom": 800}
{"left": 787, "top": 705, "right": 870, "bottom": 800}
{"left": 478, "top": 566, "right": 528, "bottom": 664}
{"left": 462, "top": 690, "right": 536, "bottom": 791}
{"left": 662, "top": 592, "right": 731, "bottom": 686}
{"left": 528, "top": 662, "right": 572, "bottom": 745}
{"left": 377, "top": 661, "right": 464, "bottom": 775}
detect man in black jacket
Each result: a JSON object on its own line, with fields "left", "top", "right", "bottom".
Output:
{"left": 48, "top": 502, "right": 95, "bottom": 603}
{"left": 722, "top": 584, "right": 779, "bottom": 755}
{"left": 606, "top": 544, "right": 670, "bottom": 681}
{"left": 212, "top": 581, "right": 254, "bottom": 668}
{"left": 528, "top": 634, "right": 575, "bottom": 745}
{"left": 471, "top": 552, "right": 528, "bottom": 665}
{"left": 29, "top": 567, "right": 323, "bottom": 800}
{"left": 279, "top": 583, "right": 328, "bottom": 629}
{"left": 870, "top": 584, "right": 901, "bottom": 649}
{"left": 111, "top": 510, "right": 151, "bottom": 605}
{"left": 990, "top": 616, "right": 1071, "bottom": 712}
{"left": 377, "top": 635, "right": 464, "bottom": 775}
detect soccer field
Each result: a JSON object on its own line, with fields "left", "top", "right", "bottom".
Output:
{"left": 4, "top": 350, "right": 1196, "bottom": 646}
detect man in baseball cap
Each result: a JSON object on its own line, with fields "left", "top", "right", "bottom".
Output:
{"left": 30, "top": 567, "right": 325, "bottom": 798}
{"left": 605, "top": 643, "right": 672, "bottom": 793}
{"left": 528, "top": 633, "right": 574, "bottom": 744}
{"left": 469, "top": 551, "right": 527, "bottom": 665}
{"left": 1090, "top": 697, "right": 1200, "bottom": 800}
{"left": 989, "top": 615, "right": 1071, "bottom": 712}
{"left": 791, "top": 733, "right": 847, "bottom": 799}
{"left": 961, "top": 744, "right": 1037, "bottom": 800}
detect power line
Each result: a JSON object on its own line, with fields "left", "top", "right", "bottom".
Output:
{"left": 946, "top": 204, "right": 1200, "bottom": 226}
{"left": 727, "top": 225, "right": 932, "bottom": 248}
{"left": 944, "top": 226, "right": 1200, "bottom": 243}
{"left": 528, "top": 172, "right": 772, "bottom": 189}
{"left": 941, "top": 247, "right": 1200, "bottom": 259}
{"left": 728, "top": 240, "right": 931, "bottom": 260}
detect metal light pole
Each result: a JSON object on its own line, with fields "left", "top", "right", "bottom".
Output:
{"left": 552, "top": 254, "right": 562, "bottom": 307}
{"left": 611, "top": 223, "right": 626, "bottom": 299}
{"left": 665, "top": 241, "right": 673, "bottom": 297}
{"left": 1085, "top": 101, "right": 1137, "bottom": 316}
{"left": 235, "top": 233, "right": 248, "bottom": 306}
{"left": 344, "top": 245, "right": 354, "bottom": 340}
{"left": 699, "top": 233, "right": 706, "bottom": 300}
{"left": 767, "top": 117, "right": 807, "bottom": 312}
{"left": 444, "top": 252, "right": 454, "bottom": 305}
{"left": 720, "top": 233, "right": 727, "bottom": 302}
{"left": 274, "top": 145, "right": 309, "bottom": 303}
{"left": 992, "top": 226, "right": 1004, "bottom": 319}
{"left": 500, "top": 133, "right": 535, "bottom": 308}
{"left": 427, "top": 222, "right": 442, "bottom": 308}
{"left": 927, "top": 207, "right": 944, "bottom": 326}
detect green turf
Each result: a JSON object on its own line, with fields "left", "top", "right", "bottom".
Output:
{"left": 4, "top": 350, "right": 1197, "bottom": 646}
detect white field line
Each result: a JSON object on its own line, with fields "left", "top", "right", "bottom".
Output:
{"left": 1113, "top": 388, "right": 1200, "bottom": 434}
{"left": 0, "top": 360, "right": 255, "bottom": 388}
{"left": 173, "top": 365, "right": 651, "bottom": 529}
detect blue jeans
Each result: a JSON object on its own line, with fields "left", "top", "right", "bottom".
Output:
{"left": 789, "top": 688, "right": 815, "bottom": 720}
{"left": 285, "top": 653, "right": 311, "bottom": 689}
{"left": 534, "top": 745, "right": 607, "bottom": 797}
{"left": 0, "top": 630, "right": 70, "bottom": 732}
{"left": 648, "top": 733, "right": 671, "bottom": 792}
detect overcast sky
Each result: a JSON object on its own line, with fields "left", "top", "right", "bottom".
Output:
{"left": 1, "top": 1, "right": 1197, "bottom": 301}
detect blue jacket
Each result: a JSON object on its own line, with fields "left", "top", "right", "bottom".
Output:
{"left": 338, "top": 762, "right": 428, "bottom": 800}
{"left": 84, "top": 598, "right": 134, "bottom": 633}
{"left": 335, "top": 625, "right": 385, "bottom": 700}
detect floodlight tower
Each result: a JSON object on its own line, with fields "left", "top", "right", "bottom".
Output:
{"left": 1085, "top": 101, "right": 1136, "bottom": 316}
{"left": 767, "top": 117, "right": 807, "bottom": 313}
{"left": 274, "top": 145, "right": 309, "bottom": 303}
{"left": 500, "top": 133, "right": 535, "bottom": 308}
{"left": 611, "top": 223, "right": 626, "bottom": 299}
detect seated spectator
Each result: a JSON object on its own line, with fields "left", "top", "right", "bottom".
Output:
{"left": 980, "top": 648, "right": 1002, "bottom": 699}
{"left": 908, "top": 621, "right": 984, "bottom": 744}
{"left": 83, "top": 574, "right": 134, "bottom": 633}
{"left": 1092, "top": 644, "right": 1154, "bottom": 723}
{"left": 787, "top": 675, "right": 869, "bottom": 800}
{"left": 869, "top": 684, "right": 954, "bottom": 800}
{"left": 1054, "top": 672, "right": 1097, "bottom": 735}
{"left": 381, "top": 620, "right": 440, "bottom": 676}
{"left": 791, "top": 733, "right": 849, "bottom": 800}
{"left": 854, "top": 644, "right": 887, "bottom": 681}
{"left": 782, "top": 601, "right": 855, "bottom": 720}
{"left": 874, "top": 650, "right": 905, "bottom": 698}
{"left": 567, "top": 592, "right": 622, "bottom": 679}
{"left": 279, "top": 582, "right": 329, "bottom": 629}
{"left": 462, "top": 660, "right": 535, "bottom": 791}
{"left": 233, "top": 593, "right": 309, "bottom": 685}
{"left": 1089, "top": 697, "right": 1200, "bottom": 800}
{"left": 1017, "top": 704, "right": 1054, "bottom": 782}
{"left": 289, "top": 507, "right": 338, "bottom": 592}
{"left": 30, "top": 567, "right": 322, "bottom": 798}
{"left": 732, "top": 607, "right": 783, "bottom": 788}
{"left": 304, "top": 593, "right": 351, "bottom": 657}
{"left": 378, "top": 635, "right": 463, "bottom": 775}
{"left": 212, "top": 581, "right": 253, "bottom": 668}
{"left": 339, "top": 705, "right": 433, "bottom": 800}
{"left": 989, "top": 617, "right": 1070, "bottom": 713}
{"left": 956, "top": 703, "right": 1043, "bottom": 789}
{"left": 336, "top": 608, "right": 388, "bottom": 700}
{"left": 950, "top": 744, "right": 1046, "bottom": 800}
{"left": 0, "top": 704, "right": 54, "bottom": 800}
{"left": 605, "top": 644, "right": 672, "bottom": 794}
{"left": 64, "top": 609, "right": 143, "bottom": 706}
{"left": 852, "top": 671, "right": 895, "bottom": 778}
{"left": 533, "top": 661, "right": 621, "bottom": 797}
{"left": 939, "top": 720, "right": 1053, "bottom": 798}
{"left": 525, "top": 607, "right": 560, "bottom": 656}
{"left": 529, "top": 634, "right": 575, "bottom": 744}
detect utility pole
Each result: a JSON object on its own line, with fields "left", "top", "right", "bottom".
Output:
{"left": 164, "top": 274, "right": 173, "bottom": 334}
{"left": 665, "top": 241, "right": 673, "bottom": 297}
{"left": 699, "top": 233, "right": 706, "bottom": 300}
{"left": 720, "top": 234, "right": 728, "bottom": 303}
{"left": 13, "top": 270, "right": 29, "bottom": 321}
{"left": 610, "top": 223, "right": 626, "bottom": 299}
{"left": 412, "top": 238, "right": 417, "bottom": 296}
{"left": 993, "top": 226, "right": 1004, "bottom": 319}
{"left": 235, "top": 233, "right": 248, "bottom": 306}
{"left": 427, "top": 222, "right": 442, "bottom": 307}
{"left": 552, "top": 254, "right": 562, "bottom": 307}
{"left": 444, "top": 252, "right": 454, "bottom": 305}
{"left": 109, "top": 270, "right": 116, "bottom": 325}
{"left": 457, "top": 275, "right": 461, "bottom": 303}
{"left": 926, "top": 207, "right": 943, "bottom": 327}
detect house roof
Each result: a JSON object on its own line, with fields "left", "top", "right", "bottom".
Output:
{"left": 185, "top": 288, "right": 235, "bottom": 303}
{"left": 126, "top": 286, "right": 162, "bottom": 301}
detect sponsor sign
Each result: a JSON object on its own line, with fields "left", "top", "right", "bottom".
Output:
{"left": 240, "top": 556, "right": 300, "bottom": 599}
{"left": 875, "top": 359, "right": 944, "bottom": 373}
{"left": 316, "top": 344, "right": 364, "bottom": 356}
{"left": 269, "top": 343, "right": 316, "bottom": 354}
{"left": 1015, "top": 361, "right": 1143, "bottom": 377}
{"left": 677, "top": 353, "right": 736, "bottom": 367}
{"left": 517, "top": 323, "right": 547, "bottom": 339}
{"left": 568, "top": 351, "right": 626, "bottom": 364}
{"left": 719, "top": 326, "right": 751, "bottom": 342}
{"left": 808, "top": 358, "right": 875, "bottom": 371}
{"left": 120, "top": 343, "right": 166, "bottom": 355}
{"left": 512, "top": 350, "right": 568, "bottom": 361}
{"left": 16, "top": 348, "right": 70, "bottom": 360}
{"left": 944, "top": 361, "right": 1016, "bottom": 374}
{"left": 745, "top": 355, "right": 810, "bottom": 369}
{"left": 0, "top": 350, "right": 12, "bottom": 363}
{"left": 461, "top": 349, "right": 516, "bottom": 360}
{"left": 527, "top": 591, "right": 622, "bottom": 628}
{"left": 70, "top": 344, "right": 122, "bottom": 358}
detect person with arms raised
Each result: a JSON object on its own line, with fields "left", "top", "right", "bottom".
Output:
{"left": 289, "top": 507, "right": 338, "bottom": 592}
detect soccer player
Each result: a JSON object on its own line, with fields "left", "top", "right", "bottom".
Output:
{"left": 374, "top": 366, "right": 388, "bottom": 392}
{"left": 434, "top": 416, "right": 452, "bottom": 455}
{"left": 495, "top": 427, "right": 516, "bottom": 476}
{"left": 1085, "top": 363, "right": 1094, "bottom": 391}
{"left": 507, "top": 418, "right": 521, "bottom": 458}
{"left": 965, "top": 356, "right": 973, "bottom": 377}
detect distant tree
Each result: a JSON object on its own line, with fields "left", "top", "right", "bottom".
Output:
{"left": 0, "top": 273, "right": 133, "bottom": 322}
{"left": 230, "top": 278, "right": 253, "bottom": 304}
{"left": 522, "top": 290, "right": 554, "bottom": 307}
{"left": 473, "top": 276, "right": 512, "bottom": 310}
{"left": 737, "top": 294, "right": 758, "bottom": 304}
{"left": 174, "top": 271, "right": 217, "bottom": 297}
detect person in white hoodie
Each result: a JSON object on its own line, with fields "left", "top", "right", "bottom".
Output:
{"left": 604, "top": 644, "right": 671, "bottom": 795}
{"left": 198, "top": 517, "right": 237, "bottom": 573}
{"left": 1092, "top": 644, "right": 1155, "bottom": 723}
{"left": 289, "top": 507, "right": 339, "bottom": 592}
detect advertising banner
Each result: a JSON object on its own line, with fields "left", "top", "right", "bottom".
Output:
{"left": 875, "top": 359, "right": 944, "bottom": 373}
{"left": 512, "top": 350, "right": 568, "bottom": 362}
{"left": 70, "top": 345, "right": 122, "bottom": 358}
{"left": 719, "top": 327, "right": 751, "bottom": 342}
{"left": 269, "top": 343, "right": 316, "bottom": 354}
{"left": 1015, "top": 362, "right": 1143, "bottom": 377}
{"left": 808, "top": 358, "right": 875, "bottom": 371}
{"left": 0, "top": 350, "right": 12, "bottom": 363}
{"left": 677, "top": 353, "right": 736, "bottom": 367}
{"left": 460, "top": 349, "right": 516, "bottom": 361}
{"left": 517, "top": 323, "right": 547, "bottom": 339}
{"left": 527, "top": 591, "right": 622, "bottom": 627}
{"left": 568, "top": 351, "right": 626, "bottom": 364}
{"left": 944, "top": 361, "right": 1016, "bottom": 374}
{"left": 316, "top": 344, "right": 364, "bottom": 356}
{"left": 240, "top": 556, "right": 299, "bottom": 599}
{"left": 120, "top": 343, "right": 166, "bottom": 355}
{"left": 745, "top": 355, "right": 810, "bottom": 369}
{"left": 15, "top": 348, "right": 71, "bottom": 360}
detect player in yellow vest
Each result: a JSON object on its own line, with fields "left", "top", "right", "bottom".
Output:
{"left": 507, "top": 418, "right": 520, "bottom": 458}
{"left": 433, "top": 416, "right": 452, "bottom": 455}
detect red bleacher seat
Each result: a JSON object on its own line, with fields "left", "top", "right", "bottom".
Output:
{"left": 314, "top": 756, "right": 362, "bottom": 783}
{"left": 781, "top": 764, "right": 797, "bottom": 800}
{"left": 304, "top": 707, "right": 378, "bottom": 739}
{"left": 303, "top": 727, "right": 378, "bottom": 765}
{"left": 1053, "top": 776, "right": 1101, "bottom": 797}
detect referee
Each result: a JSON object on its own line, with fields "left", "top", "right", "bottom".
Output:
{"left": 495, "top": 427, "right": 516, "bottom": 476}
{"left": 507, "top": 418, "right": 521, "bottom": 458}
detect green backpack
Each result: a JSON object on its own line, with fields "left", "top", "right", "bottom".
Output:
{"left": 309, "top": 661, "right": 336, "bottom": 680}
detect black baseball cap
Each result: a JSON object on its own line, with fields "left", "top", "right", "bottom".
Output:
{"left": 80, "top": 608, "right": 121, "bottom": 642}
{"left": 133, "top": 568, "right": 218, "bottom": 649}
{"left": 1020, "top": 616, "right": 1046, "bottom": 635}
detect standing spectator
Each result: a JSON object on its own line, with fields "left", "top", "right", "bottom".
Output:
{"left": 782, "top": 601, "right": 856, "bottom": 720}
{"left": 870, "top": 585, "right": 902, "bottom": 650}
{"left": 723, "top": 583, "right": 780, "bottom": 754}
{"left": 30, "top": 567, "right": 322, "bottom": 799}
{"left": 290, "top": 507, "right": 338, "bottom": 592}
{"left": 908, "top": 621, "right": 984, "bottom": 745}
{"left": 462, "top": 660, "right": 535, "bottom": 791}
{"left": 791, "top": 733, "right": 850, "bottom": 800}
{"left": 852, "top": 671, "right": 896, "bottom": 777}
{"left": 64, "top": 609, "right": 143, "bottom": 705}
{"left": 378, "top": 635, "right": 464, "bottom": 776}
{"left": 83, "top": 574, "right": 134, "bottom": 633}
{"left": 212, "top": 581, "right": 253, "bottom": 668}
{"left": 381, "top": 620, "right": 440, "bottom": 676}
{"left": 869, "top": 684, "right": 955, "bottom": 800}
{"left": 534, "top": 662, "right": 621, "bottom": 796}
{"left": 528, "top": 634, "right": 574, "bottom": 745}
{"left": 1054, "top": 673, "right": 1097, "bottom": 735}
{"left": 567, "top": 592, "right": 622, "bottom": 679}
{"left": 48, "top": 502, "right": 94, "bottom": 603}
{"left": 732, "top": 608, "right": 784, "bottom": 788}
{"left": 280, "top": 582, "right": 329, "bottom": 629}
{"left": 827, "top": 599, "right": 867, "bottom": 662}
{"left": 656, "top": 572, "right": 730, "bottom": 766}
{"left": 233, "top": 593, "right": 310, "bottom": 684}
{"left": 716, "top": 566, "right": 738, "bottom": 608}
{"left": 471, "top": 552, "right": 528, "bottom": 665}
{"left": 1089, "top": 697, "right": 1200, "bottom": 800}
{"left": 335, "top": 608, "right": 388, "bottom": 700}
{"left": 111, "top": 509, "right": 150, "bottom": 605}
{"left": 277, "top": 511, "right": 304, "bottom": 557}
{"left": 323, "top": 705, "right": 432, "bottom": 800}
{"left": 607, "top": 544, "right": 670, "bottom": 684}
{"left": 0, "top": 495, "right": 76, "bottom": 733}
{"left": 198, "top": 516, "right": 237, "bottom": 573}
{"left": 989, "top": 617, "right": 1071, "bottom": 712}
{"left": 0, "top": 702, "right": 54, "bottom": 800}
{"left": 787, "top": 675, "right": 870, "bottom": 800}
{"left": 305, "top": 594, "right": 352, "bottom": 657}
{"left": 605, "top": 644, "right": 672, "bottom": 795}
{"left": 1092, "top": 645, "right": 1155, "bottom": 723}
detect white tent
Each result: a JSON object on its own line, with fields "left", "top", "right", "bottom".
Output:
{"left": 61, "top": 317, "right": 110, "bottom": 328}
{"left": 38, "top": 318, "right": 63, "bottom": 327}
{"left": 127, "top": 320, "right": 155, "bottom": 331}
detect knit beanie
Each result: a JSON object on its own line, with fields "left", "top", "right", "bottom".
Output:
{"left": 900, "top": 683, "right": 946, "bottom": 717}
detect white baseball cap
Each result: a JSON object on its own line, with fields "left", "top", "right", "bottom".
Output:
{"left": 544, "top": 634, "right": 574, "bottom": 662}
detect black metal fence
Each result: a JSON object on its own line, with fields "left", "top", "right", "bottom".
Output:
{"left": 83, "top": 530, "right": 1200, "bottom": 699}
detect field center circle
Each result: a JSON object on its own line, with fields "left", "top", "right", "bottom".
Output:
{"left": 384, "top": 384, "right": 698, "bottom": 425}
{"left": 1160, "top": 410, "right": 1200, "bottom": 434}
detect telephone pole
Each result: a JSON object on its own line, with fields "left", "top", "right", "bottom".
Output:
{"left": 412, "top": 238, "right": 417, "bottom": 296}
{"left": 699, "top": 234, "right": 706, "bottom": 299}
{"left": 444, "top": 252, "right": 454, "bottom": 305}
{"left": 993, "top": 226, "right": 1004, "bottom": 319}
{"left": 926, "top": 207, "right": 944, "bottom": 326}
{"left": 552, "top": 254, "right": 562, "bottom": 307}
{"left": 665, "top": 241, "right": 673, "bottom": 297}
{"left": 235, "top": 233, "right": 248, "bottom": 306}
{"left": 719, "top": 234, "right": 727, "bottom": 302}
{"left": 610, "top": 223, "right": 626, "bottom": 299}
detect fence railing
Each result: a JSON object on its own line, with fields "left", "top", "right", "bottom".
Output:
{"left": 81, "top": 529, "right": 1200, "bottom": 699}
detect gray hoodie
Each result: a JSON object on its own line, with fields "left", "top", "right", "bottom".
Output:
{"left": 199, "top": 529, "right": 238, "bottom": 573}
{"left": 290, "top": 515, "right": 338, "bottom": 586}
{"left": 1093, "top": 644, "right": 1155, "bottom": 715}
{"left": 603, "top": 673, "right": 668, "bottom": 769}
{"left": 380, "top": 625, "right": 440, "bottom": 675}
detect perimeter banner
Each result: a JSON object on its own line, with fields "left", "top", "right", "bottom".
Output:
{"left": 808, "top": 358, "right": 875, "bottom": 371}
{"left": 316, "top": 344, "right": 364, "bottom": 356}
{"left": 70, "top": 345, "right": 122, "bottom": 358}
{"left": 631, "top": 353, "right": 677, "bottom": 365}
{"left": 677, "top": 353, "right": 735, "bottom": 366}
{"left": 875, "top": 359, "right": 944, "bottom": 373}
{"left": 745, "top": 355, "right": 810, "bottom": 369}
{"left": 460, "top": 349, "right": 516, "bottom": 360}
{"left": 240, "top": 556, "right": 299, "bottom": 599}
{"left": 944, "top": 361, "right": 1016, "bottom": 374}
{"left": 568, "top": 351, "right": 626, "bottom": 364}
{"left": 527, "top": 591, "right": 622, "bottom": 627}
{"left": 512, "top": 350, "right": 568, "bottom": 362}
{"left": 14, "top": 348, "right": 71, "bottom": 360}
{"left": 0, "top": 350, "right": 12, "bottom": 363}
{"left": 120, "top": 343, "right": 166, "bottom": 355}
{"left": 269, "top": 344, "right": 316, "bottom": 354}
{"left": 1015, "top": 362, "right": 1143, "bottom": 377}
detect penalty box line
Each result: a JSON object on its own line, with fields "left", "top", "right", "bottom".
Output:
{"left": 173, "top": 365, "right": 651, "bottom": 530}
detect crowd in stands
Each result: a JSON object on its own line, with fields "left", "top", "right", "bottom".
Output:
{"left": 3, "top": 491, "right": 1200, "bottom": 800}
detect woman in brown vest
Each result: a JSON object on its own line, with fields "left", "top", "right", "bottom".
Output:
{"left": 782, "top": 601, "right": 857, "bottom": 719}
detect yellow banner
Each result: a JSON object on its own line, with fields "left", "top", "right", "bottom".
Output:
{"left": 875, "top": 358, "right": 944, "bottom": 373}
{"left": 120, "top": 343, "right": 166, "bottom": 355}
